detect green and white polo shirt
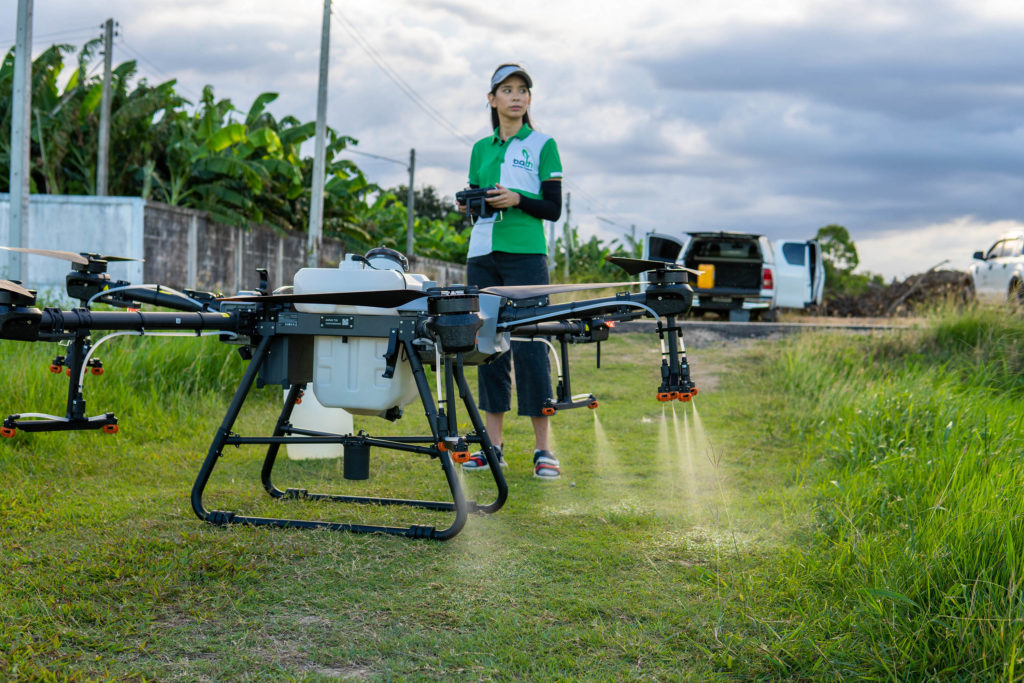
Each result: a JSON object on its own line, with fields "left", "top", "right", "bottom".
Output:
{"left": 467, "top": 124, "right": 563, "bottom": 258}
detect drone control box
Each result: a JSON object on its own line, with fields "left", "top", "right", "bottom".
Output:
{"left": 293, "top": 255, "right": 434, "bottom": 417}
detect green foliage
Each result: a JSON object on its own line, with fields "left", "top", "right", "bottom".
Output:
{"left": 391, "top": 184, "right": 457, "bottom": 223}
{"left": 378, "top": 185, "right": 470, "bottom": 262}
{"left": 815, "top": 224, "right": 885, "bottom": 296}
{"left": 552, "top": 223, "right": 643, "bottom": 283}
{"left": 817, "top": 224, "right": 859, "bottom": 273}
{"left": 757, "top": 307, "right": 1024, "bottom": 677}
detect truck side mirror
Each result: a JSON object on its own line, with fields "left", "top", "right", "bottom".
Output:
{"left": 972, "top": 251, "right": 985, "bottom": 261}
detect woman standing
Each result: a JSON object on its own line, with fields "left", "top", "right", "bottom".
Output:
{"left": 460, "top": 63, "right": 564, "bottom": 479}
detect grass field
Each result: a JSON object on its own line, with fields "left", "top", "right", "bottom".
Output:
{"left": 0, "top": 310, "right": 1021, "bottom": 680}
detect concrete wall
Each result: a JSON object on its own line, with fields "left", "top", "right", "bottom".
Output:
{"left": 0, "top": 195, "right": 145, "bottom": 298}
{"left": 2, "top": 195, "right": 467, "bottom": 298}
{"left": 141, "top": 201, "right": 347, "bottom": 293}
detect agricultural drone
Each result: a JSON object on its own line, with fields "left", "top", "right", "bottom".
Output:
{"left": 0, "top": 245, "right": 697, "bottom": 540}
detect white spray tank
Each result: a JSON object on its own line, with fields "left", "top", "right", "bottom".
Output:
{"left": 282, "top": 387, "right": 353, "bottom": 460}
{"left": 292, "top": 249, "right": 433, "bottom": 418}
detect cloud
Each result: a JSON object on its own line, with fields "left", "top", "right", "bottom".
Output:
{"left": 856, "top": 217, "right": 1024, "bottom": 279}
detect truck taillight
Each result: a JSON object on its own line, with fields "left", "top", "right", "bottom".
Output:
{"left": 762, "top": 267, "right": 774, "bottom": 290}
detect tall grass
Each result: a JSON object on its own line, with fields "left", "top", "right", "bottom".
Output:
{"left": 0, "top": 333, "right": 259, "bottom": 451}
{"left": 763, "top": 307, "right": 1024, "bottom": 678}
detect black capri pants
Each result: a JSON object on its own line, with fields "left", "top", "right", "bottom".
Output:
{"left": 467, "top": 251, "right": 553, "bottom": 417}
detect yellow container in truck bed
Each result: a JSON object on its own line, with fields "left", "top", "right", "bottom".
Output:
{"left": 697, "top": 264, "right": 715, "bottom": 289}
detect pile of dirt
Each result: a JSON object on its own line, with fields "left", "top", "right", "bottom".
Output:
{"left": 810, "top": 267, "right": 973, "bottom": 318}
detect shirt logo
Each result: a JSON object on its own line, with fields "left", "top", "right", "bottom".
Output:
{"left": 511, "top": 149, "right": 534, "bottom": 171}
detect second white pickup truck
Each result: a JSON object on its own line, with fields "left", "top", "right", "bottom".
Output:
{"left": 969, "top": 232, "right": 1024, "bottom": 305}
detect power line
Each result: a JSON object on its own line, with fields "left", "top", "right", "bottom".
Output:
{"left": 29, "top": 24, "right": 101, "bottom": 41}
{"left": 114, "top": 37, "right": 202, "bottom": 101}
{"left": 562, "top": 179, "right": 637, "bottom": 235}
{"left": 330, "top": 8, "right": 475, "bottom": 147}
{"left": 344, "top": 148, "right": 409, "bottom": 167}
{"left": 0, "top": 25, "right": 102, "bottom": 52}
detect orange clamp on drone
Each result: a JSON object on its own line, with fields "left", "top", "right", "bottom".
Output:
{"left": 438, "top": 439, "right": 471, "bottom": 463}
{"left": 102, "top": 424, "right": 119, "bottom": 434}
{"left": 588, "top": 400, "right": 599, "bottom": 409}
{"left": 541, "top": 406, "right": 556, "bottom": 416}
{"left": 0, "top": 426, "right": 16, "bottom": 438}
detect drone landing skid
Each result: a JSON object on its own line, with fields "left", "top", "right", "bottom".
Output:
{"left": 544, "top": 394, "right": 599, "bottom": 416}
{"left": 190, "top": 334, "right": 508, "bottom": 540}
{"left": 2, "top": 413, "right": 118, "bottom": 436}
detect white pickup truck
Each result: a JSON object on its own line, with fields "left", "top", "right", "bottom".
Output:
{"left": 969, "top": 232, "right": 1024, "bottom": 305}
{"left": 643, "top": 231, "right": 825, "bottom": 321}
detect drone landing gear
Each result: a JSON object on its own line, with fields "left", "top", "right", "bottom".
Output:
{"left": 516, "top": 321, "right": 605, "bottom": 416}
{"left": 2, "top": 413, "right": 118, "bottom": 437}
{"left": 3, "top": 330, "right": 118, "bottom": 437}
{"left": 190, "top": 334, "right": 508, "bottom": 540}
{"left": 543, "top": 333, "right": 599, "bottom": 415}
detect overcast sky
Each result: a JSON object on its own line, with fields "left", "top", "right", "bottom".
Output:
{"left": 5, "top": 0, "right": 1024, "bottom": 279}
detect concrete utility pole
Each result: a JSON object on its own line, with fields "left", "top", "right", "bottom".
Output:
{"left": 405, "top": 148, "right": 415, "bottom": 256}
{"left": 7, "top": 0, "right": 33, "bottom": 282}
{"left": 96, "top": 18, "right": 115, "bottom": 196}
{"left": 548, "top": 220, "right": 555, "bottom": 271}
{"left": 307, "top": 0, "right": 331, "bottom": 267}
{"left": 562, "top": 192, "right": 571, "bottom": 279}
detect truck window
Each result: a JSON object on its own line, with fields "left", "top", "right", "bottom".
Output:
{"left": 648, "top": 236, "right": 683, "bottom": 262}
{"left": 782, "top": 243, "right": 806, "bottom": 266}
{"left": 692, "top": 240, "right": 759, "bottom": 259}
{"left": 987, "top": 241, "right": 1005, "bottom": 259}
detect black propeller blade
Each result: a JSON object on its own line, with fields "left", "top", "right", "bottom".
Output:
{"left": 219, "top": 289, "right": 430, "bottom": 308}
{"left": 0, "top": 246, "right": 143, "bottom": 264}
{"left": 1, "top": 279, "right": 34, "bottom": 298}
{"left": 479, "top": 281, "right": 639, "bottom": 300}
{"left": 223, "top": 280, "right": 647, "bottom": 307}
{"left": 605, "top": 256, "right": 702, "bottom": 277}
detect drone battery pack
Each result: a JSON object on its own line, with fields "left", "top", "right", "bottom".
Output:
{"left": 258, "top": 335, "right": 313, "bottom": 388}
{"left": 293, "top": 259, "right": 431, "bottom": 417}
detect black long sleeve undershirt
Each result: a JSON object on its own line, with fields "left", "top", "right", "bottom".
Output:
{"left": 516, "top": 180, "right": 562, "bottom": 222}
{"left": 471, "top": 180, "right": 563, "bottom": 222}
